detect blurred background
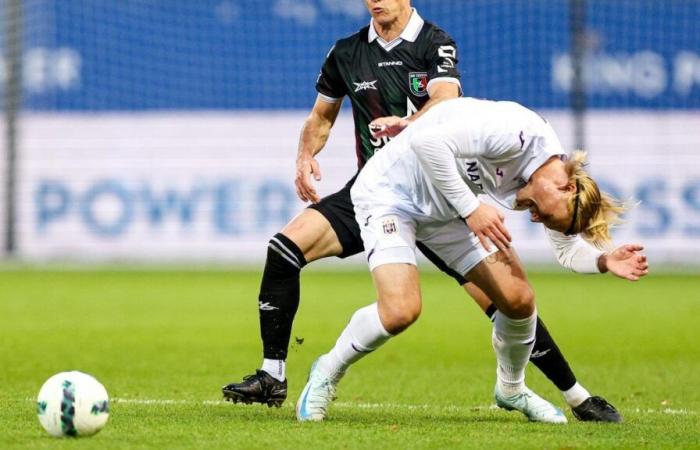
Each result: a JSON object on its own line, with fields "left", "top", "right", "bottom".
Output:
{"left": 1, "top": 0, "right": 698, "bottom": 267}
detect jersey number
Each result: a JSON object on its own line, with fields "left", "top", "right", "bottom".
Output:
{"left": 437, "top": 45, "right": 456, "bottom": 73}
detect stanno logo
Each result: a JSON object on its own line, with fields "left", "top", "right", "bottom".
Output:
{"left": 378, "top": 61, "right": 403, "bottom": 68}
{"left": 354, "top": 80, "right": 378, "bottom": 92}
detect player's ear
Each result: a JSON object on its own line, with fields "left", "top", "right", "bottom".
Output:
{"left": 562, "top": 181, "right": 577, "bottom": 193}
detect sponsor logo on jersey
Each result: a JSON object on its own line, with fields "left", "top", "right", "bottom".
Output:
{"left": 378, "top": 61, "right": 403, "bottom": 68}
{"left": 409, "top": 72, "right": 428, "bottom": 97}
{"left": 382, "top": 218, "right": 398, "bottom": 235}
{"left": 465, "top": 160, "right": 484, "bottom": 191}
{"left": 354, "top": 80, "right": 378, "bottom": 92}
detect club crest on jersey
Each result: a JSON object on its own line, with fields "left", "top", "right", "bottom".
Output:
{"left": 354, "top": 80, "right": 378, "bottom": 92}
{"left": 409, "top": 72, "right": 428, "bottom": 97}
{"left": 382, "top": 218, "right": 398, "bottom": 235}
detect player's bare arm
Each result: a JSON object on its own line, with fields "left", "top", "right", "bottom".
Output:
{"left": 369, "top": 82, "right": 460, "bottom": 138}
{"left": 295, "top": 96, "right": 343, "bottom": 203}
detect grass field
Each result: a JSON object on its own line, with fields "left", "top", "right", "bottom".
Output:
{"left": 1, "top": 268, "right": 698, "bottom": 449}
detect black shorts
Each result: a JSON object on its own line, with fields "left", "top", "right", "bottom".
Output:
{"left": 308, "top": 175, "right": 363, "bottom": 259}
{"left": 308, "top": 176, "right": 468, "bottom": 285}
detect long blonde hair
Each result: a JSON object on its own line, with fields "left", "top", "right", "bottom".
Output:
{"left": 565, "top": 151, "right": 626, "bottom": 248}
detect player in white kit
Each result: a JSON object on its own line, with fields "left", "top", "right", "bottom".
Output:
{"left": 296, "top": 98, "right": 649, "bottom": 423}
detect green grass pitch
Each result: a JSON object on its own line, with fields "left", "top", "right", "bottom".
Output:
{"left": 1, "top": 268, "right": 698, "bottom": 449}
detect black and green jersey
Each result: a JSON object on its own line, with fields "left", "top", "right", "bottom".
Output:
{"left": 316, "top": 11, "right": 460, "bottom": 169}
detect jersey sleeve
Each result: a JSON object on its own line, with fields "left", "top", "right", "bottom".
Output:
{"left": 410, "top": 118, "right": 479, "bottom": 218}
{"left": 425, "top": 29, "right": 461, "bottom": 93}
{"left": 544, "top": 228, "right": 604, "bottom": 273}
{"left": 315, "top": 44, "right": 347, "bottom": 102}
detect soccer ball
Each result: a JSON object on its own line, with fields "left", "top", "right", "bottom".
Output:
{"left": 36, "top": 371, "right": 110, "bottom": 437}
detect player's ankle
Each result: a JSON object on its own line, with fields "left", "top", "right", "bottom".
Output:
{"left": 261, "top": 359, "right": 286, "bottom": 382}
{"left": 562, "top": 382, "right": 591, "bottom": 407}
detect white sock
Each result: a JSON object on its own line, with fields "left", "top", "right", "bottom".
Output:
{"left": 261, "top": 359, "right": 285, "bottom": 382}
{"left": 562, "top": 382, "right": 591, "bottom": 407}
{"left": 318, "top": 302, "right": 392, "bottom": 378}
{"left": 492, "top": 310, "right": 537, "bottom": 397}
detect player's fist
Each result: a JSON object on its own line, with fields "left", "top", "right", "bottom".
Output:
{"left": 295, "top": 154, "right": 322, "bottom": 203}
{"left": 369, "top": 116, "right": 410, "bottom": 138}
{"left": 599, "top": 244, "right": 649, "bottom": 281}
{"left": 465, "top": 203, "right": 512, "bottom": 253}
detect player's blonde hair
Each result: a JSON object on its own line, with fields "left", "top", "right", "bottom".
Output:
{"left": 564, "top": 151, "right": 626, "bottom": 248}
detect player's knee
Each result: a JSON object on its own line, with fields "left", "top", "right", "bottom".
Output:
{"left": 379, "top": 295, "right": 422, "bottom": 334}
{"left": 500, "top": 285, "right": 535, "bottom": 319}
{"left": 265, "top": 233, "right": 307, "bottom": 271}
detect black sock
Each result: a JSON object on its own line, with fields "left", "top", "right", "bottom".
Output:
{"left": 258, "top": 233, "right": 307, "bottom": 360}
{"left": 484, "top": 305, "right": 577, "bottom": 391}
{"left": 530, "top": 316, "right": 577, "bottom": 391}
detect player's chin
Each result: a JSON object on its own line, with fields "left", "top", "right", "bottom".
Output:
{"left": 372, "top": 15, "right": 392, "bottom": 25}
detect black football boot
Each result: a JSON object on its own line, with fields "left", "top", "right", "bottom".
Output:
{"left": 572, "top": 396, "right": 623, "bottom": 422}
{"left": 222, "top": 370, "right": 287, "bottom": 408}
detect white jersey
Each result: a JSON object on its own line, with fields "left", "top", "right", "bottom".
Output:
{"left": 352, "top": 97, "right": 603, "bottom": 273}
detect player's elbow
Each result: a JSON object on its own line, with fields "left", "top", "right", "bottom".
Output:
{"left": 409, "top": 130, "right": 438, "bottom": 160}
{"left": 306, "top": 111, "right": 333, "bottom": 132}
{"left": 409, "top": 132, "right": 427, "bottom": 155}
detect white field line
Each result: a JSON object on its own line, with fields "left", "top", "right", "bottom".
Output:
{"left": 105, "top": 398, "right": 697, "bottom": 416}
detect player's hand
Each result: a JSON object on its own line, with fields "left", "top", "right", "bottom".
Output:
{"left": 369, "top": 116, "right": 410, "bottom": 138}
{"left": 599, "top": 244, "right": 649, "bottom": 281}
{"left": 465, "top": 203, "right": 512, "bottom": 253}
{"left": 295, "top": 154, "right": 322, "bottom": 203}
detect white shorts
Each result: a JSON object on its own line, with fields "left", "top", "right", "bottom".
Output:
{"left": 355, "top": 204, "right": 496, "bottom": 277}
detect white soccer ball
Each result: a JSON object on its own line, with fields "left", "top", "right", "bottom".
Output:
{"left": 36, "top": 371, "right": 110, "bottom": 437}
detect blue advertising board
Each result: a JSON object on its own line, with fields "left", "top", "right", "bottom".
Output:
{"left": 10, "top": 0, "right": 700, "bottom": 110}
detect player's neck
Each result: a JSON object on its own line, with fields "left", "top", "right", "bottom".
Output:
{"left": 374, "top": 8, "right": 412, "bottom": 42}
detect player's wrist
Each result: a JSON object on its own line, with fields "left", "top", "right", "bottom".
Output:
{"left": 460, "top": 201, "right": 481, "bottom": 221}
{"left": 296, "top": 151, "right": 315, "bottom": 163}
{"left": 597, "top": 253, "right": 610, "bottom": 273}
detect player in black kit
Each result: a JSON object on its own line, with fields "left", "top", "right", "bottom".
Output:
{"left": 223, "top": 0, "right": 620, "bottom": 423}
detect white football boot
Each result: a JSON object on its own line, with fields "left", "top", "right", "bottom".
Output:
{"left": 495, "top": 384, "right": 568, "bottom": 424}
{"left": 296, "top": 358, "right": 344, "bottom": 421}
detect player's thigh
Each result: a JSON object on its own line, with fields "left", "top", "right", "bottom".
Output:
{"left": 466, "top": 249, "right": 535, "bottom": 319}
{"left": 280, "top": 208, "right": 342, "bottom": 262}
{"left": 415, "top": 240, "right": 494, "bottom": 313}
{"left": 301, "top": 181, "right": 365, "bottom": 261}
{"left": 416, "top": 241, "right": 468, "bottom": 286}
{"left": 415, "top": 218, "right": 495, "bottom": 280}
{"left": 371, "top": 262, "right": 421, "bottom": 333}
